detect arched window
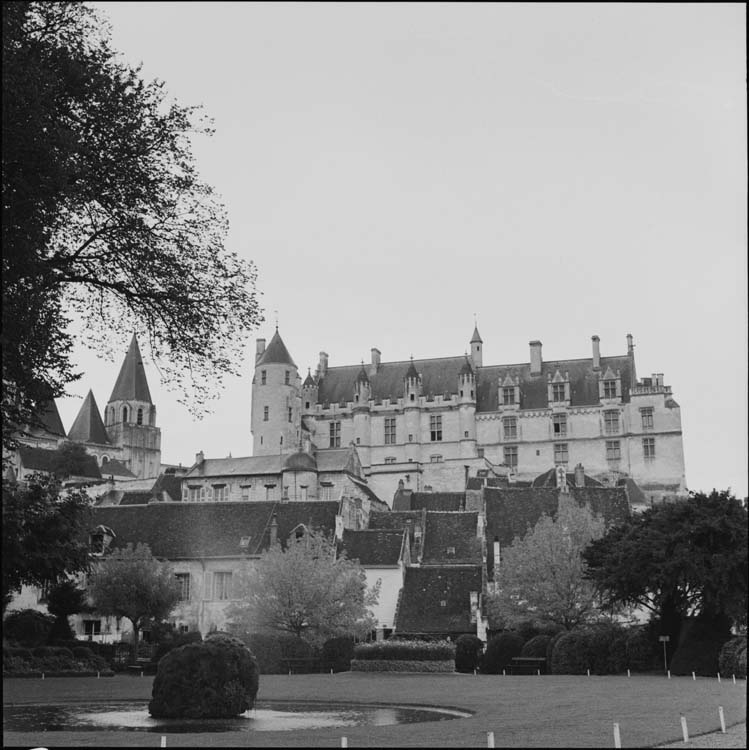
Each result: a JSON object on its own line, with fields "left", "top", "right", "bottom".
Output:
{"left": 137, "top": 408, "right": 143, "bottom": 425}
{"left": 122, "top": 406, "right": 128, "bottom": 423}
{"left": 101, "top": 455, "right": 109, "bottom": 465}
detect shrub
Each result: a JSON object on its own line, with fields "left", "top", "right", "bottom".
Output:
{"left": 455, "top": 634, "right": 484, "bottom": 673}
{"left": 354, "top": 640, "right": 455, "bottom": 662}
{"left": 626, "top": 626, "right": 659, "bottom": 672}
{"left": 717, "top": 637, "right": 747, "bottom": 678}
{"left": 72, "top": 646, "right": 95, "bottom": 660}
{"left": 3, "top": 609, "right": 55, "bottom": 647}
{"left": 233, "top": 632, "right": 317, "bottom": 674}
{"left": 550, "top": 630, "right": 590, "bottom": 674}
{"left": 322, "top": 636, "right": 355, "bottom": 673}
{"left": 32, "top": 646, "right": 74, "bottom": 659}
{"left": 520, "top": 635, "right": 551, "bottom": 659}
{"left": 670, "top": 619, "right": 733, "bottom": 677}
{"left": 546, "top": 630, "right": 566, "bottom": 665}
{"left": 586, "top": 622, "right": 626, "bottom": 675}
{"left": 152, "top": 630, "right": 203, "bottom": 664}
{"left": 149, "top": 633, "right": 259, "bottom": 718}
{"left": 480, "top": 632, "right": 524, "bottom": 674}
{"left": 351, "top": 659, "right": 454, "bottom": 672}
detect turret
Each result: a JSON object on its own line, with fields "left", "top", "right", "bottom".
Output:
{"left": 353, "top": 364, "right": 371, "bottom": 465}
{"left": 354, "top": 364, "right": 371, "bottom": 405}
{"left": 251, "top": 328, "right": 301, "bottom": 456}
{"left": 470, "top": 325, "right": 483, "bottom": 367}
{"left": 301, "top": 369, "right": 318, "bottom": 414}
{"left": 458, "top": 357, "right": 477, "bottom": 457}
{"left": 404, "top": 357, "right": 422, "bottom": 405}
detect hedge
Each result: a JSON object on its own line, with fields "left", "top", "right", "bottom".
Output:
{"left": 625, "top": 626, "right": 659, "bottom": 672}
{"left": 455, "top": 635, "right": 484, "bottom": 673}
{"left": 670, "top": 620, "right": 733, "bottom": 677}
{"left": 322, "top": 636, "right": 356, "bottom": 673}
{"left": 520, "top": 635, "right": 552, "bottom": 659}
{"left": 480, "top": 632, "right": 523, "bottom": 674}
{"left": 718, "top": 637, "right": 747, "bottom": 679}
{"left": 2, "top": 609, "right": 55, "bottom": 647}
{"left": 351, "top": 659, "right": 454, "bottom": 672}
{"left": 354, "top": 640, "right": 455, "bottom": 662}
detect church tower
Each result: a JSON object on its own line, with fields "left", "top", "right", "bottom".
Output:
{"left": 251, "top": 328, "right": 301, "bottom": 456}
{"left": 104, "top": 334, "right": 161, "bottom": 479}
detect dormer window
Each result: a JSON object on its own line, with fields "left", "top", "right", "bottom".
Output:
{"left": 551, "top": 383, "right": 566, "bottom": 402}
{"left": 603, "top": 380, "right": 617, "bottom": 399}
{"left": 502, "top": 387, "right": 515, "bottom": 405}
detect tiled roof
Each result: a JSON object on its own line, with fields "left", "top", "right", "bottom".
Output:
{"left": 410, "top": 492, "right": 465, "bottom": 512}
{"left": 101, "top": 458, "right": 136, "bottom": 478}
{"left": 18, "top": 445, "right": 102, "bottom": 479}
{"left": 282, "top": 451, "right": 318, "bottom": 473}
{"left": 368, "top": 510, "right": 423, "bottom": 530}
{"left": 477, "top": 354, "right": 634, "bottom": 412}
{"left": 150, "top": 472, "right": 182, "bottom": 502}
{"left": 349, "top": 476, "right": 384, "bottom": 505}
{"left": 422, "top": 512, "right": 481, "bottom": 565}
{"left": 109, "top": 335, "right": 153, "bottom": 404}
{"left": 532, "top": 468, "right": 604, "bottom": 488}
{"left": 314, "top": 352, "right": 634, "bottom": 411}
{"left": 256, "top": 330, "right": 296, "bottom": 367}
{"left": 119, "top": 491, "right": 151, "bottom": 506}
{"left": 316, "top": 447, "right": 358, "bottom": 474}
{"left": 184, "top": 455, "right": 282, "bottom": 478}
{"left": 90, "top": 501, "right": 339, "bottom": 558}
{"left": 470, "top": 326, "right": 483, "bottom": 344}
{"left": 67, "top": 390, "right": 110, "bottom": 445}
{"left": 341, "top": 529, "right": 403, "bottom": 566}
{"left": 568, "top": 487, "right": 631, "bottom": 527}
{"left": 395, "top": 565, "right": 482, "bottom": 635}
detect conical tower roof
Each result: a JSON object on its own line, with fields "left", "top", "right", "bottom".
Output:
{"left": 470, "top": 325, "right": 483, "bottom": 344}
{"left": 68, "top": 390, "right": 110, "bottom": 445}
{"left": 33, "top": 398, "right": 66, "bottom": 437}
{"left": 460, "top": 356, "right": 474, "bottom": 376}
{"left": 405, "top": 357, "right": 419, "bottom": 380}
{"left": 303, "top": 368, "right": 316, "bottom": 387}
{"left": 356, "top": 364, "right": 370, "bottom": 384}
{"left": 257, "top": 329, "right": 296, "bottom": 368}
{"left": 108, "top": 334, "right": 153, "bottom": 404}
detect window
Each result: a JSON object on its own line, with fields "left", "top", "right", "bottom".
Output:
{"left": 284, "top": 370, "right": 290, "bottom": 385}
{"left": 409, "top": 393, "right": 415, "bottom": 402}
{"left": 430, "top": 454, "right": 443, "bottom": 463}
{"left": 477, "top": 448, "right": 485, "bottom": 458}
{"left": 430, "top": 415, "right": 442, "bottom": 441}
{"left": 502, "top": 387, "right": 515, "bottom": 406}
{"left": 300, "top": 486, "right": 308, "bottom": 501}
{"left": 643, "top": 437, "right": 656, "bottom": 460}
{"left": 551, "top": 383, "right": 566, "bottom": 402}
{"left": 641, "top": 407, "right": 654, "bottom": 430}
{"left": 175, "top": 573, "right": 191, "bottom": 601}
{"left": 446, "top": 546, "right": 456, "bottom": 556}
{"left": 554, "top": 443, "right": 569, "bottom": 465}
{"left": 263, "top": 406, "right": 269, "bottom": 421}
{"left": 122, "top": 406, "right": 128, "bottom": 423}
{"left": 288, "top": 407, "right": 292, "bottom": 423}
{"left": 606, "top": 441, "right": 621, "bottom": 461}
{"left": 83, "top": 619, "right": 102, "bottom": 637}
{"left": 384, "top": 457, "right": 396, "bottom": 464}
{"left": 240, "top": 485, "right": 251, "bottom": 501}
{"left": 305, "top": 401, "right": 310, "bottom": 409}
{"left": 552, "top": 413, "right": 567, "bottom": 437}
{"left": 213, "top": 484, "right": 228, "bottom": 502}
{"left": 265, "top": 484, "right": 275, "bottom": 501}
{"left": 503, "top": 445, "right": 518, "bottom": 468}
{"left": 604, "top": 410, "right": 619, "bottom": 435}
{"left": 603, "top": 380, "right": 617, "bottom": 399}
{"left": 503, "top": 417, "right": 517, "bottom": 440}
{"left": 321, "top": 484, "right": 334, "bottom": 501}
{"left": 187, "top": 485, "right": 201, "bottom": 502}
{"left": 408, "top": 433, "right": 413, "bottom": 442}
{"left": 329, "top": 421, "right": 341, "bottom": 448}
{"left": 261, "top": 370, "right": 266, "bottom": 385}
{"left": 384, "top": 417, "right": 396, "bottom": 445}
{"left": 137, "top": 408, "right": 143, "bottom": 425}
{"left": 213, "top": 572, "right": 233, "bottom": 601}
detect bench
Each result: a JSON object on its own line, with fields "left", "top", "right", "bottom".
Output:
{"left": 509, "top": 657, "right": 547, "bottom": 675}
{"left": 280, "top": 658, "right": 333, "bottom": 674}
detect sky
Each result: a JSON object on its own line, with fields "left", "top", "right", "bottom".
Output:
{"left": 57, "top": 3, "right": 747, "bottom": 497}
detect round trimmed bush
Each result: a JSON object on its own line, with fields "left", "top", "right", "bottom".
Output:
{"left": 480, "top": 632, "right": 524, "bottom": 674}
{"left": 625, "top": 626, "right": 658, "bottom": 672}
{"left": 718, "top": 637, "right": 747, "bottom": 679}
{"left": 585, "top": 622, "right": 626, "bottom": 675}
{"left": 322, "top": 636, "right": 355, "bottom": 673}
{"left": 670, "top": 619, "right": 733, "bottom": 677}
{"left": 550, "top": 630, "right": 590, "bottom": 674}
{"left": 3, "top": 609, "right": 55, "bottom": 647}
{"left": 520, "top": 634, "right": 551, "bottom": 659}
{"left": 149, "top": 632, "right": 259, "bottom": 718}
{"left": 455, "top": 634, "right": 484, "bottom": 673}
{"left": 152, "top": 630, "right": 203, "bottom": 665}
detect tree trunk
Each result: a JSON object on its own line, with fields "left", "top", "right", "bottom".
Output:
{"left": 130, "top": 623, "right": 140, "bottom": 665}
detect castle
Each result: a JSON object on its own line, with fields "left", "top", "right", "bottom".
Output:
{"left": 251, "top": 326, "right": 687, "bottom": 504}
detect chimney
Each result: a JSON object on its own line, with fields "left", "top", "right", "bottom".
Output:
{"left": 656, "top": 373, "right": 664, "bottom": 387}
{"left": 270, "top": 513, "right": 278, "bottom": 546}
{"left": 493, "top": 537, "right": 500, "bottom": 578}
{"left": 195, "top": 450, "right": 204, "bottom": 466}
{"left": 371, "top": 348, "right": 381, "bottom": 370}
{"left": 529, "top": 341, "right": 543, "bottom": 375}
{"left": 626, "top": 333, "right": 634, "bottom": 355}
{"left": 574, "top": 462, "right": 586, "bottom": 488}
{"left": 255, "top": 338, "right": 266, "bottom": 363}
{"left": 591, "top": 335, "right": 601, "bottom": 370}
{"left": 318, "top": 351, "right": 329, "bottom": 378}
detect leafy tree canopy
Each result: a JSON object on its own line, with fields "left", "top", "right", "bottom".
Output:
{"left": 1, "top": 473, "right": 93, "bottom": 611}
{"left": 227, "top": 530, "right": 380, "bottom": 648}
{"left": 88, "top": 542, "right": 181, "bottom": 661}
{"left": 2, "top": 1, "right": 263, "bottom": 449}
{"left": 583, "top": 490, "right": 748, "bottom": 631}
{"left": 486, "top": 495, "right": 607, "bottom": 631}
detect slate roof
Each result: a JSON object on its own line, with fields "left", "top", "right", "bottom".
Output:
{"left": 368, "top": 510, "right": 423, "bottom": 530}
{"left": 18, "top": 445, "right": 102, "bottom": 479}
{"left": 395, "top": 565, "right": 482, "bottom": 635}
{"left": 316, "top": 448, "right": 358, "bottom": 474}
{"left": 532, "top": 468, "right": 604, "bottom": 488}
{"left": 341, "top": 529, "right": 403, "bottom": 566}
{"left": 184, "top": 455, "right": 282, "bottom": 478}
{"left": 33, "top": 399, "right": 66, "bottom": 437}
{"left": 349, "top": 475, "right": 384, "bottom": 505}
{"left": 466, "top": 477, "right": 510, "bottom": 490}
{"left": 67, "top": 390, "right": 110, "bottom": 445}
{"left": 109, "top": 335, "right": 153, "bottom": 403}
{"left": 119, "top": 491, "right": 151, "bottom": 506}
{"left": 422, "top": 512, "right": 481, "bottom": 565}
{"left": 282, "top": 451, "right": 318, "bottom": 473}
{"left": 409, "top": 492, "right": 465, "bottom": 512}
{"left": 100, "top": 458, "right": 136, "bottom": 479}
{"left": 470, "top": 326, "right": 483, "bottom": 344}
{"left": 256, "top": 330, "right": 296, "bottom": 367}
{"left": 150, "top": 472, "right": 182, "bottom": 502}
{"left": 90, "top": 501, "right": 339, "bottom": 558}
{"left": 314, "top": 351, "right": 634, "bottom": 411}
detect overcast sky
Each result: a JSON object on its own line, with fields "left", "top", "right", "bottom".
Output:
{"left": 58, "top": 2, "right": 747, "bottom": 497}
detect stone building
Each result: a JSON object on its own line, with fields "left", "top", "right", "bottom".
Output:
{"left": 251, "top": 327, "right": 687, "bottom": 504}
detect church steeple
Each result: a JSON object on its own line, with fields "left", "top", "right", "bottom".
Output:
{"left": 109, "top": 334, "right": 153, "bottom": 404}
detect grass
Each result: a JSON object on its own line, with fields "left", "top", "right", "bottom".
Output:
{"left": 3, "top": 671, "right": 746, "bottom": 748}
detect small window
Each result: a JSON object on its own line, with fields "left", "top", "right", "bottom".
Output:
{"left": 464, "top": 431, "right": 469, "bottom": 438}
{"left": 603, "top": 380, "right": 617, "bottom": 399}
{"left": 356, "top": 437, "right": 360, "bottom": 444}
{"left": 477, "top": 448, "right": 485, "bottom": 458}
{"left": 240, "top": 485, "right": 251, "bottom": 501}
{"left": 384, "top": 417, "right": 396, "bottom": 445}
{"left": 430, "top": 454, "right": 443, "bottom": 463}
{"left": 263, "top": 406, "right": 269, "bottom": 421}
{"left": 175, "top": 573, "right": 191, "bottom": 601}
{"left": 410, "top": 393, "right": 415, "bottom": 402}
{"left": 213, "top": 484, "right": 228, "bottom": 502}
{"left": 288, "top": 407, "right": 292, "bottom": 422}
{"left": 606, "top": 441, "right": 621, "bottom": 461}
{"left": 551, "top": 383, "right": 566, "bottom": 402}
{"left": 554, "top": 443, "right": 569, "bottom": 465}
{"left": 643, "top": 437, "right": 656, "bottom": 460}
{"left": 137, "top": 408, "right": 143, "bottom": 425}
{"left": 430, "top": 415, "right": 442, "bottom": 442}
{"left": 439, "top": 600, "right": 447, "bottom": 607}
{"left": 305, "top": 401, "right": 310, "bottom": 410}
{"left": 553, "top": 413, "right": 567, "bottom": 437}
{"left": 122, "top": 406, "right": 128, "bottom": 423}
{"left": 641, "top": 407, "right": 654, "bottom": 430}
{"left": 384, "top": 457, "right": 396, "bottom": 464}
{"left": 83, "top": 619, "right": 102, "bottom": 637}
{"left": 213, "top": 572, "right": 233, "bottom": 601}
{"left": 502, "top": 387, "right": 515, "bottom": 406}
{"left": 261, "top": 370, "right": 267, "bottom": 385}
{"left": 300, "top": 486, "right": 308, "bottom": 501}
{"left": 408, "top": 433, "right": 413, "bottom": 442}
{"left": 503, "top": 445, "right": 518, "bottom": 468}
{"left": 187, "top": 485, "right": 201, "bottom": 502}
{"left": 503, "top": 417, "right": 517, "bottom": 440}
{"left": 446, "top": 546, "right": 456, "bottom": 556}
{"left": 285, "top": 370, "right": 290, "bottom": 385}
{"left": 604, "top": 410, "right": 619, "bottom": 435}
{"left": 329, "top": 421, "right": 341, "bottom": 448}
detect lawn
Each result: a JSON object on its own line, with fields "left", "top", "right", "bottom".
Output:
{"left": 3, "top": 672, "right": 746, "bottom": 748}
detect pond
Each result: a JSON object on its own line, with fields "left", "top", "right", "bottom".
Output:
{"left": 4, "top": 699, "right": 473, "bottom": 733}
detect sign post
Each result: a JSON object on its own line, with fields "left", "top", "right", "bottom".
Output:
{"left": 658, "top": 635, "right": 670, "bottom": 673}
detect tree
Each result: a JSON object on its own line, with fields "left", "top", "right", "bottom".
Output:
{"left": 583, "top": 490, "right": 748, "bottom": 650}
{"left": 227, "top": 530, "right": 380, "bottom": 649}
{"left": 46, "top": 578, "right": 88, "bottom": 641}
{"left": 2, "top": 473, "right": 93, "bottom": 611}
{"left": 486, "top": 495, "right": 606, "bottom": 630}
{"left": 2, "top": 1, "right": 263, "bottom": 449}
{"left": 50, "top": 441, "right": 94, "bottom": 480}
{"left": 87, "top": 542, "right": 181, "bottom": 662}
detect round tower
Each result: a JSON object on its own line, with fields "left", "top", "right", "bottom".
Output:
{"left": 458, "top": 356, "right": 477, "bottom": 458}
{"left": 281, "top": 451, "right": 318, "bottom": 501}
{"left": 470, "top": 324, "right": 483, "bottom": 368}
{"left": 404, "top": 358, "right": 422, "bottom": 462}
{"left": 353, "top": 364, "right": 372, "bottom": 466}
{"left": 251, "top": 329, "right": 301, "bottom": 456}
